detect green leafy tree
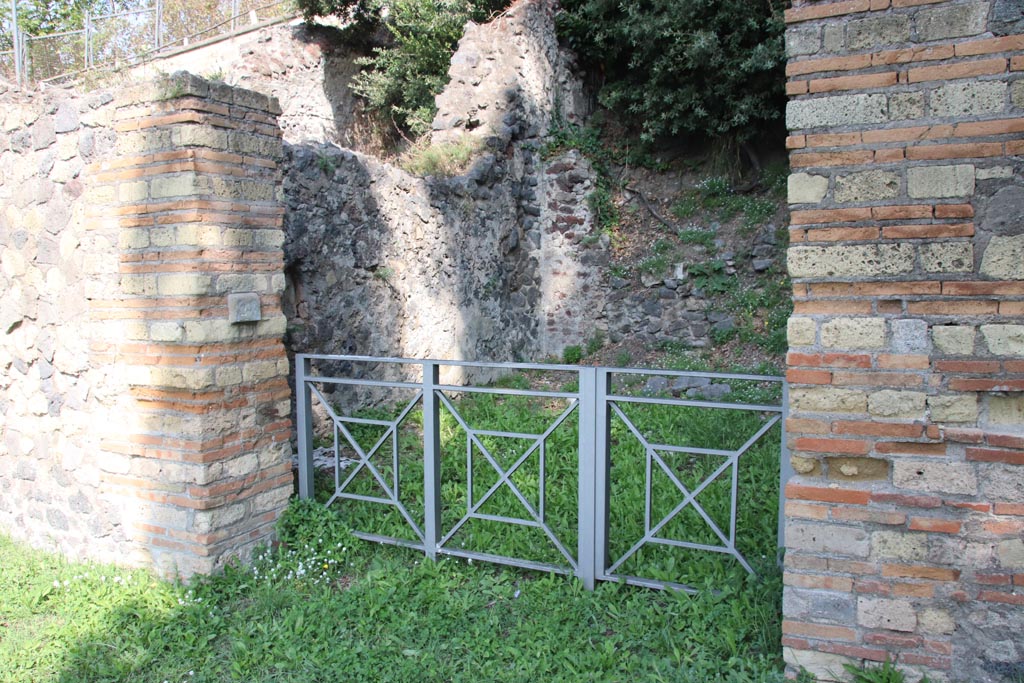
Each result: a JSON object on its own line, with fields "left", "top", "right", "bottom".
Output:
{"left": 558, "top": 0, "right": 787, "bottom": 147}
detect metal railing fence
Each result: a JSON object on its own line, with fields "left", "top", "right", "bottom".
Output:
{"left": 1, "top": 0, "right": 296, "bottom": 85}
{"left": 296, "top": 354, "right": 792, "bottom": 593}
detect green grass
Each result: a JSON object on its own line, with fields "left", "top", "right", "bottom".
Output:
{"left": 1, "top": 522, "right": 784, "bottom": 683}
{"left": 0, "top": 371, "right": 785, "bottom": 683}
{"left": 670, "top": 175, "right": 779, "bottom": 234}
{"left": 677, "top": 228, "right": 716, "bottom": 250}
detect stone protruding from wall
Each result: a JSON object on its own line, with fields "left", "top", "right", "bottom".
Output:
{"left": 784, "top": 1, "right": 1023, "bottom": 681}
{"left": 1, "top": 73, "right": 293, "bottom": 577}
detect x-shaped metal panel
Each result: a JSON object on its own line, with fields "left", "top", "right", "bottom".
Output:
{"left": 606, "top": 401, "right": 781, "bottom": 577}
{"left": 309, "top": 384, "right": 425, "bottom": 544}
{"left": 436, "top": 391, "right": 579, "bottom": 569}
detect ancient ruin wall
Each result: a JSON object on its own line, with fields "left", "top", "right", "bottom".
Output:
{"left": 130, "top": 17, "right": 378, "bottom": 150}
{"left": 281, "top": 0, "right": 721, "bottom": 370}
{"left": 282, "top": 0, "right": 613, "bottom": 370}
{"left": 783, "top": 1, "right": 1023, "bottom": 681}
{"left": 0, "top": 74, "right": 293, "bottom": 577}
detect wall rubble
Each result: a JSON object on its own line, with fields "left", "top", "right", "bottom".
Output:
{"left": 1, "top": 84, "right": 127, "bottom": 563}
{"left": 784, "top": 1, "right": 1023, "bottom": 681}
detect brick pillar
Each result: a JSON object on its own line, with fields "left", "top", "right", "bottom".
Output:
{"left": 783, "top": 2, "right": 1023, "bottom": 681}
{"left": 87, "top": 73, "right": 292, "bottom": 577}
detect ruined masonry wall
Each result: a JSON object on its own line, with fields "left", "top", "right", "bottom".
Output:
{"left": 283, "top": 0, "right": 613, "bottom": 370}
{"left": 783, "top": 1, "right": 1023, "bottom": 681}
{"left": 0, "top": 73, "right": 293, "bottom": 577}
{"left": 1, "top": 85, "right": 127, "bottom": 562}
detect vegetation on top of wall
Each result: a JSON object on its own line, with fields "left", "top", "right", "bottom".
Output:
{"left": 556, "top": 0, "right": 787, "bottom": 149}
{"left": 297, "top": 0, "right": 511, "bottom": 137}
{"left": 398, "top": 134, "right": 487, "bottom": 177}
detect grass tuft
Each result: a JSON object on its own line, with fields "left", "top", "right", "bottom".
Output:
{"left": 399, "top": 135, "right": 486, "bottom": 177}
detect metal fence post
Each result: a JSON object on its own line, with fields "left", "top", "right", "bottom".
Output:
{"left": 84, "top": 11, "right": 91, "bottom": 70}
{"left": 777, "top": 381, "right": 792, "bottom": 553}
{"left": 231, "top": 0, "right": 240, "bottom": 31}
{"left": 594, "top": 368, "right": 611, "bottom": 585}
{"left": 296, "top": 355, "right": 315, "bottom": 500}
{"left": 577, "top": 366, "right": 598, "bottom": 590}
{"left": 10, "top": 0, "right": 21, "bottom": 86}
{"left": 422, "top": 361, "right": 442, "bottom": 561}
{"left": 154, "top": 0, "right": 162, "bottom": 50}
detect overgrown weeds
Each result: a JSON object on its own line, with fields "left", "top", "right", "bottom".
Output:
{"left": 671, "top": 173, "right": 782, "bottom": 234}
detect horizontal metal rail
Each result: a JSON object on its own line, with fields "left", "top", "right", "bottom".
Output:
{"left": 4, "top": 0, "right": 293, "bottom": 85}
{"left": 296, "top": 354, "right": 788, "bottom": 592}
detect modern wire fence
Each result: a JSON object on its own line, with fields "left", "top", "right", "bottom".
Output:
{"left": 1, "top": 0, "right": 296, "bottom": 85}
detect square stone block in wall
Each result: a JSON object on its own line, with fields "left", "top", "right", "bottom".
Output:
{"left": 834, "top": 170, "right": 899, "bottom": 204}
{"left": 868, "top": 390, "right": 926, "bottom": 419}
{"left": 821, "top": 317, "right": 886, "bottom": 349}
{"left": 981, "top": 324, "right": 1024, "bottom": 357}
{"left": 916, "top": 1, "right": 990, "bottom": 41}
{"left": 848, "top": 15, "right": 911, "bottom": 50}
{"left": 933, "top": 325, "right": 976, "bottom": 355}
{"left": 930, "top": 82, "right": 1007, "bottom": 119}
{"left": 989, "top": 395, "right": 1024, "bottom": 426}
{"left": 788, "top": 173, "right": 829, "bottom": 204}
{"left": 907, "top": 165, "right": 975, "bottom": 199}
{"left": 920, "top": 242, "right": 974, "bottom": 273}
{"left": 893, "top": 461, "right": 978, "bottom": 495}
{"left": 228, "top": 293, "right": 262, "bottom": 323}
{"left": 787, "top": 94, "right": 888, "bottom": 130}
{"left": 981, "top": 235, "right": 1024, "bottom": 280}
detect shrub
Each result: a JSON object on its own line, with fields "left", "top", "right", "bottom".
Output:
{"left": 295, "top": 0, "right": 381, "bottom": 25}
{"left": 843, "top": 659, "right": 933, "bottom": 683}
{"left": 557, "top": 0, "right": 786, "bottom": 146}
{"left": 561, "top": 344, "right": 583, "bottom": 364}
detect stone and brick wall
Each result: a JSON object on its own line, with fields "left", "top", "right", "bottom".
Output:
{"left": 1, "top": 73, "right": 293, "bottom": 577}
{"left": 2, "top": 85, "right": 126, "bottom": 563}
{"left": 783, "top": 1, "right": 1023, "bottom": 681}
